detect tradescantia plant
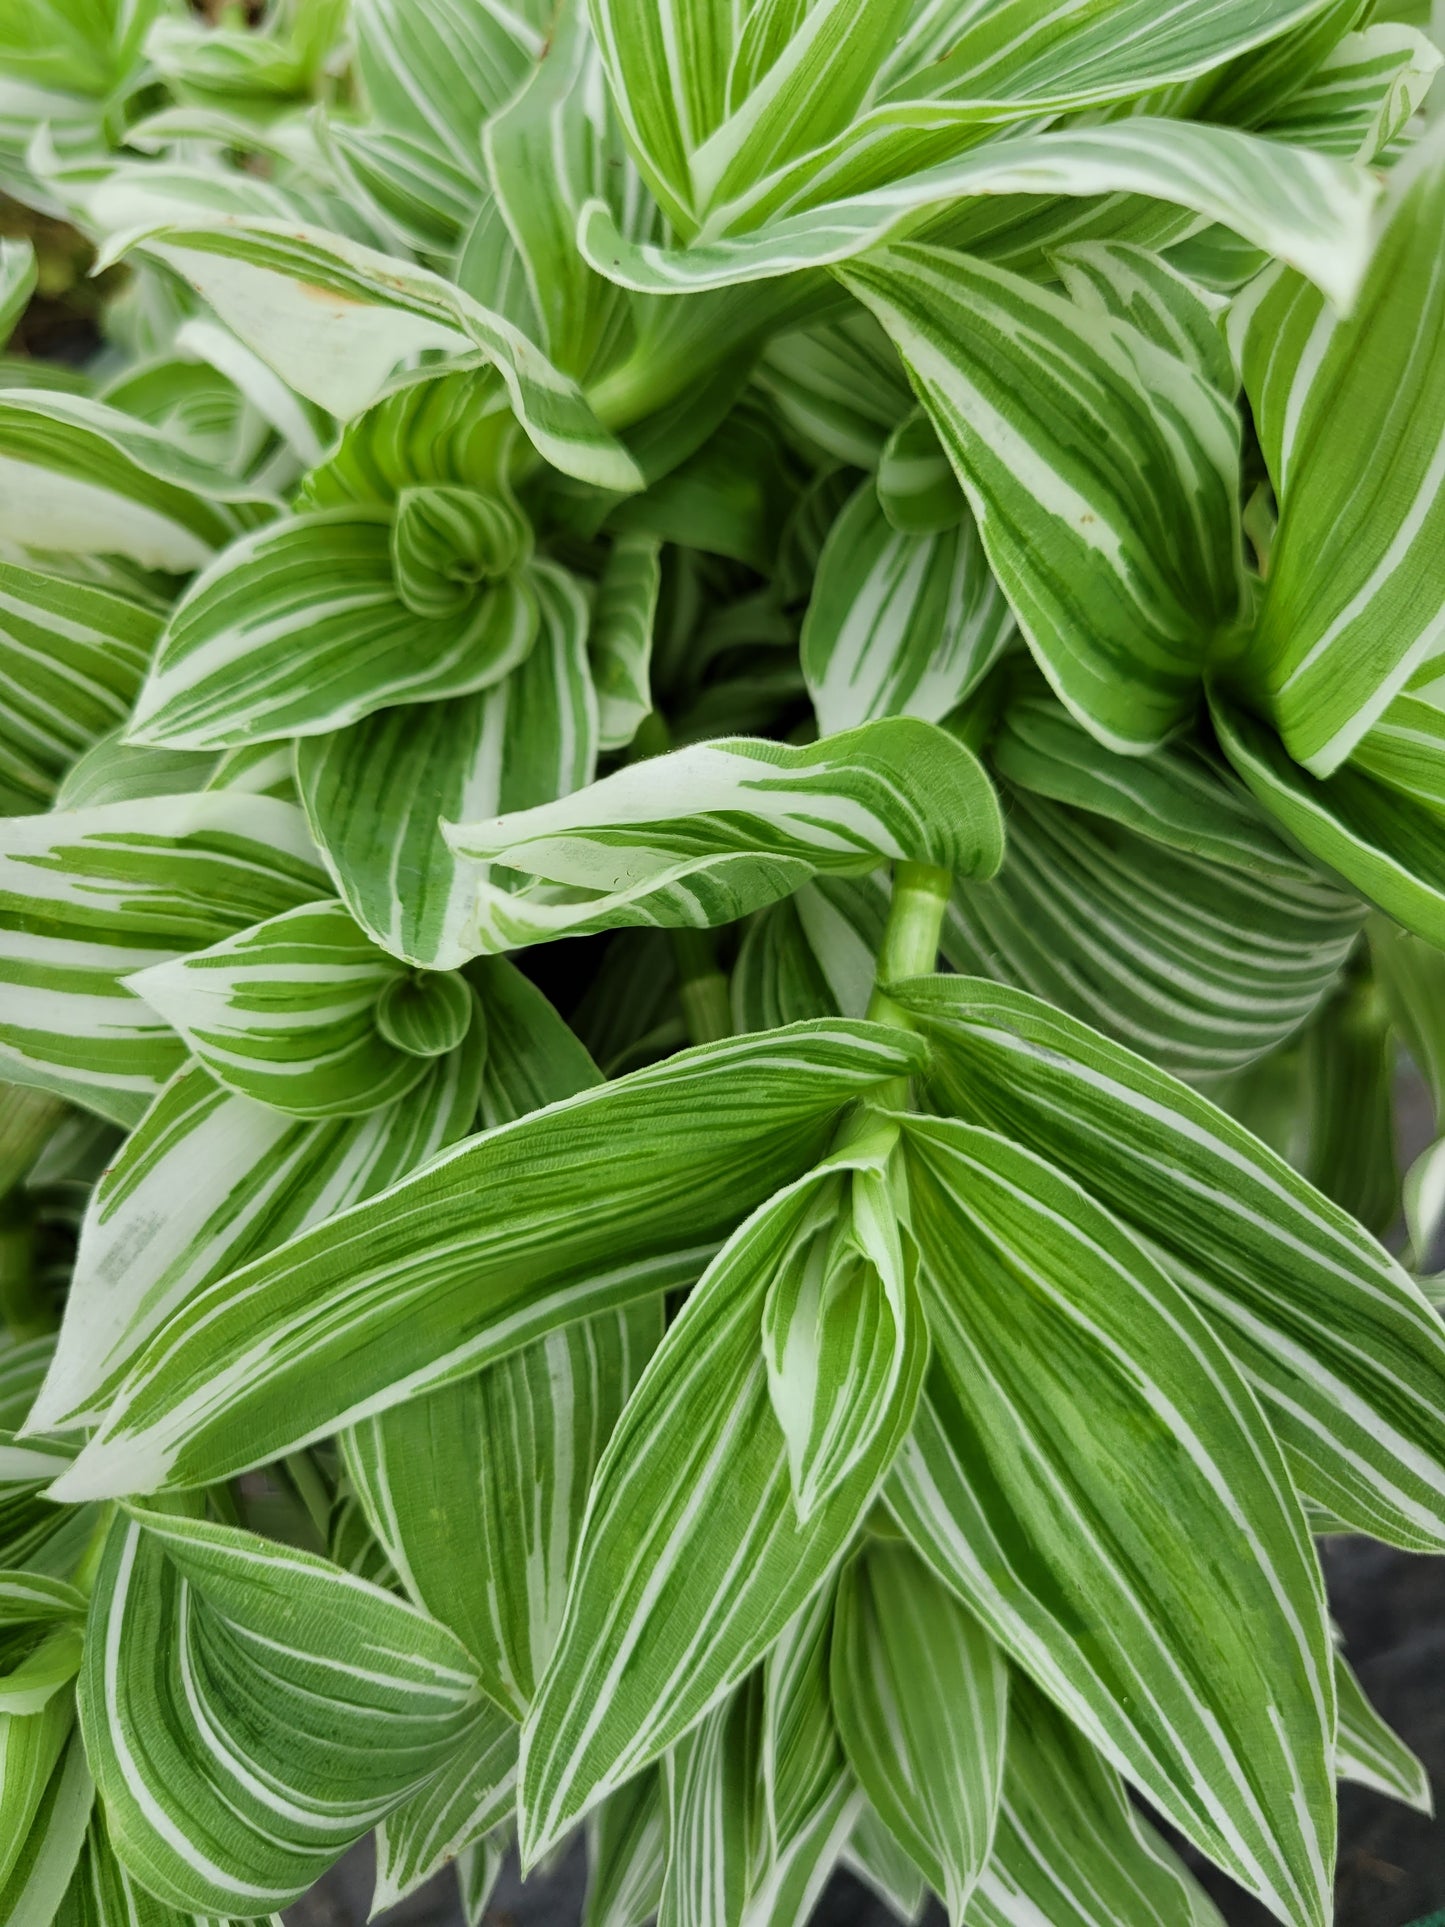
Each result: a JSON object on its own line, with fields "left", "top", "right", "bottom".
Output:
{"left": 0, "top": 1, "right": 1444, "bottom": 1924}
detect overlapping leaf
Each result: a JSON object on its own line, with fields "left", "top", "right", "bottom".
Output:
{"left": 52, "top": 1021, "right": 924, "bottom": 1497}
{"left": 891, "top": 973, "right": 1445, "bottom": 1553}
{"left": 446, "top": 718, "right": 1002, "bottom": 950}
{"left": 0, "top": 389, "right": 275, "bottom": 570}
{"left": 518, "top": 1132, "right": 927, "bottom": 1863}
{"left": 79, "top": 1507, "right": 484, "bottom": 1913}
{"left": 891, "top": 1115, "right": 1335, "bottom": 1925}
{"left": 838, "top": 244, "right": 1244, "bottom": 753}
{"left": 298, "top": 561, "right": 598, "bottom": 970}
{"left": 0, "top": 793, "right": 327, "bottom": 1123}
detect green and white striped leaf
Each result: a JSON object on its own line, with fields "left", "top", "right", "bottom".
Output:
{"left": 518, "top": 1132, "right": 928, "bottom": 1865}
{"left": 800, "top": 483, "right": 1012, "bottom": 736}
{"left": 28, "top": 1037, "right": 484, "bottom": 1435}
{"left": 761, "top": 1153, "right": 925, "bottom": 1524}
{"left": 457, "top": 1832, "right": 507, "bottom": 1927}
{"left": 52, "top": 1797, "right": 284, "bottom": 1926}
{"left": 0, "top": 562, "right": 158, "bottom": 817}
{"left": 0, "top": 1624, "right": 82, "bottom": 1717}
{"left": 740, "top": 1762, "right": 859, "bottom": 1927}
{"left": 131, "top": 221, "right": 645, "bottom": 490}
{"left": 754, "top": 317, "right": 912, "bottom": 470}
{"left": 761, "top": 1583, "right": 841, "bottom": 1859}
{"left": 79, "top": 1508, "right": 484, "bottom": 1914}
{"left": 969, "top": 1673, "right": 1226, "bottom": 1927}
{"left": 1214, "top": 698, "right": 1445, "bottom": 949}
{"left": 875, "top": 409, "right": 966, "bottom": 536}
{"left": 891, "top": 1115, "right": 1335, "bottom": 1926}
{"left": 0, "top": 1691, "right": 72, "bottom": 1892}
{"left": 298, "top": 366, "right": 511, "bottom": 513}
{"left": 1334, "top": 1649, "right": 1431, "bottom": 1812}
{"left": 482, "top": 0, "right": 642, "bottom": 379}
{"left": 579, "top": 119, "right": 1376, "bottom": 309}
{"left": 658, "top": 1680, "right": 759, "bottom": 1927}
{"left": 841, "top": 1802, "right": 927, "bottom": 1926}
{"left": 1237, "top": 127, "right": 1445, "bottom": 774}
{"left": 838, "top": 244, "right": 1243, "bottom": 754}
{"left": 53, "top": 1020, "right": 925, "bottom": 1499}
{"left": 0, "top": 1572, "right": 84, "bottom": 1626}
{"left": 124, "top": 900, "right": 475, "bottom": 1118}
{"left": 585, "top": 1771, "right": 667, "bottom": 1927}
{"left": 390, "top": 484, "right": 532, "bottom": 619}
{"left": 1265, "top": 24, "right": 1443, "bottom": 160}
{"left": 992, "top": 691, "right": 1308, "bottom": 877}
{"left": 732, "top": 879, "right": 889, "bottom": 1034}
{"left": 446, "top": 718, "right": 1003, "bottom": 952}
{"left": 298, "top": 559, "right": 598, "bottom": 970}
{"left": 0, "top": 1724, "right": 90, "bottom": 1927}
{"left": 371, "top": 1706, "right": 520, "bottom": 1915}
{"left": 586, "top": 0, "right": 1344, "bottom": 236}
{"left": 831, "top": 1539, "right": 1006, "bottom": 1920}
{"left": 127, "top": 512, "right": 541, "bottom": 750}
{"left": 1352, "top": 690, "right": 1445, "bottom": 812}
{"left": 0, "top": 793, "right": 327, "bottom": 1125}
{"left": 344, "top": 1297, "right": 662, "bottom": 1718}
{"left": 941, "top": 785, "right": 1361, "bottom": 1075}
{"left": 56, "top": 732, "right": 219, "bottom": 812}
{"left": 0, "top": 389, "right": 275, "bottom": 571}
{"left": 1050, "top": 242, "right": 1235, "bottom": 396}
{"left": 592, "top": 533, "right": 661, "bottom": 751}
{"left": 891, "top": 970, "right": 1445, "bottom": 1554}
{"left": 0, "top": 239, "right": 35, "bottom": 344}
{"left": 347, "top": 0, "right": 535, "bottom": 246}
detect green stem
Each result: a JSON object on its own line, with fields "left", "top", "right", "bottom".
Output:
{"left": 671, "top": 928, "right": 734, "bottom": 1046}
{"left": 865, "top": 860, "right": 953, "bottom": 1108}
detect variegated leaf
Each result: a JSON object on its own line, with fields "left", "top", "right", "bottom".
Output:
{"left": 1214, "top": 697, "right": 1445, "bottom": 949}
{"left": 371, "top": 1707, "right": 520, "bottom": 1915}
{"left": 592, "top": 532, "right": 661, "bottom": 751}
{"left": 518, "top": 1133, "right": 927, "bottom": 1864}
{"left": 298, "top": 560, "right": 598, "bottom": 970}
{"left": 838, "top": 244, "right": 1243, "bottom": 754}
{"left": 28, "top": 1032, "right": 484, "bottom": 1434}
{"left": 52, "top": 1021, "right": 925, "bottom": 1499}
{"left": 580, "top": 119, "right": 1376, "bottom": 309}
{"left": 446, "top": 718, "right": 1002, "bottom": 952}
{"left": 891, "top": 970, "right": 1445, "bottom": 1554}
{"left": 0, "top": 794, "right": 327, "bottom": 1124}
{"left": 127, "top": 512, "right": 541, "bottom": 750}
{"left": 1236, "top": 125, "right": 1445, "bottom": 773}
{"left": 130, "top": 221, "right": 645, "bottom": 489}
{"left": 79, "top": 1508, "right": 484, "bottom": 1914}
{"left": 891, "top": 1115, "right": 1334, "bottom": 1926}
{"left": 1334, "top": 1649, "right": 1431, "bottom": 1813}
{"left": 585, "top": 1770, "right": 667, "bottom": 1927}
{"left": 0, "top": 385, "right": 276, "bottom": 572}
{"left": 0, "top": 562, "right": 158, "bottom": 818}
{"left": 124, "top": 900, "right": 478, "bottom": 1117}
{"left": 831, "top": 1539, "right": 1006, "bottom": 1919}
{"left": 969, "top": 1674, "right": 1227, "bottom": 1927}
{"left": 801, "top": 482, "right": 1012, "bottom": 735}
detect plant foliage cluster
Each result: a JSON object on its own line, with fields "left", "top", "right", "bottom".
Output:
{"left": 0, "top": 0, "right": 1443, "bottom": 1922}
